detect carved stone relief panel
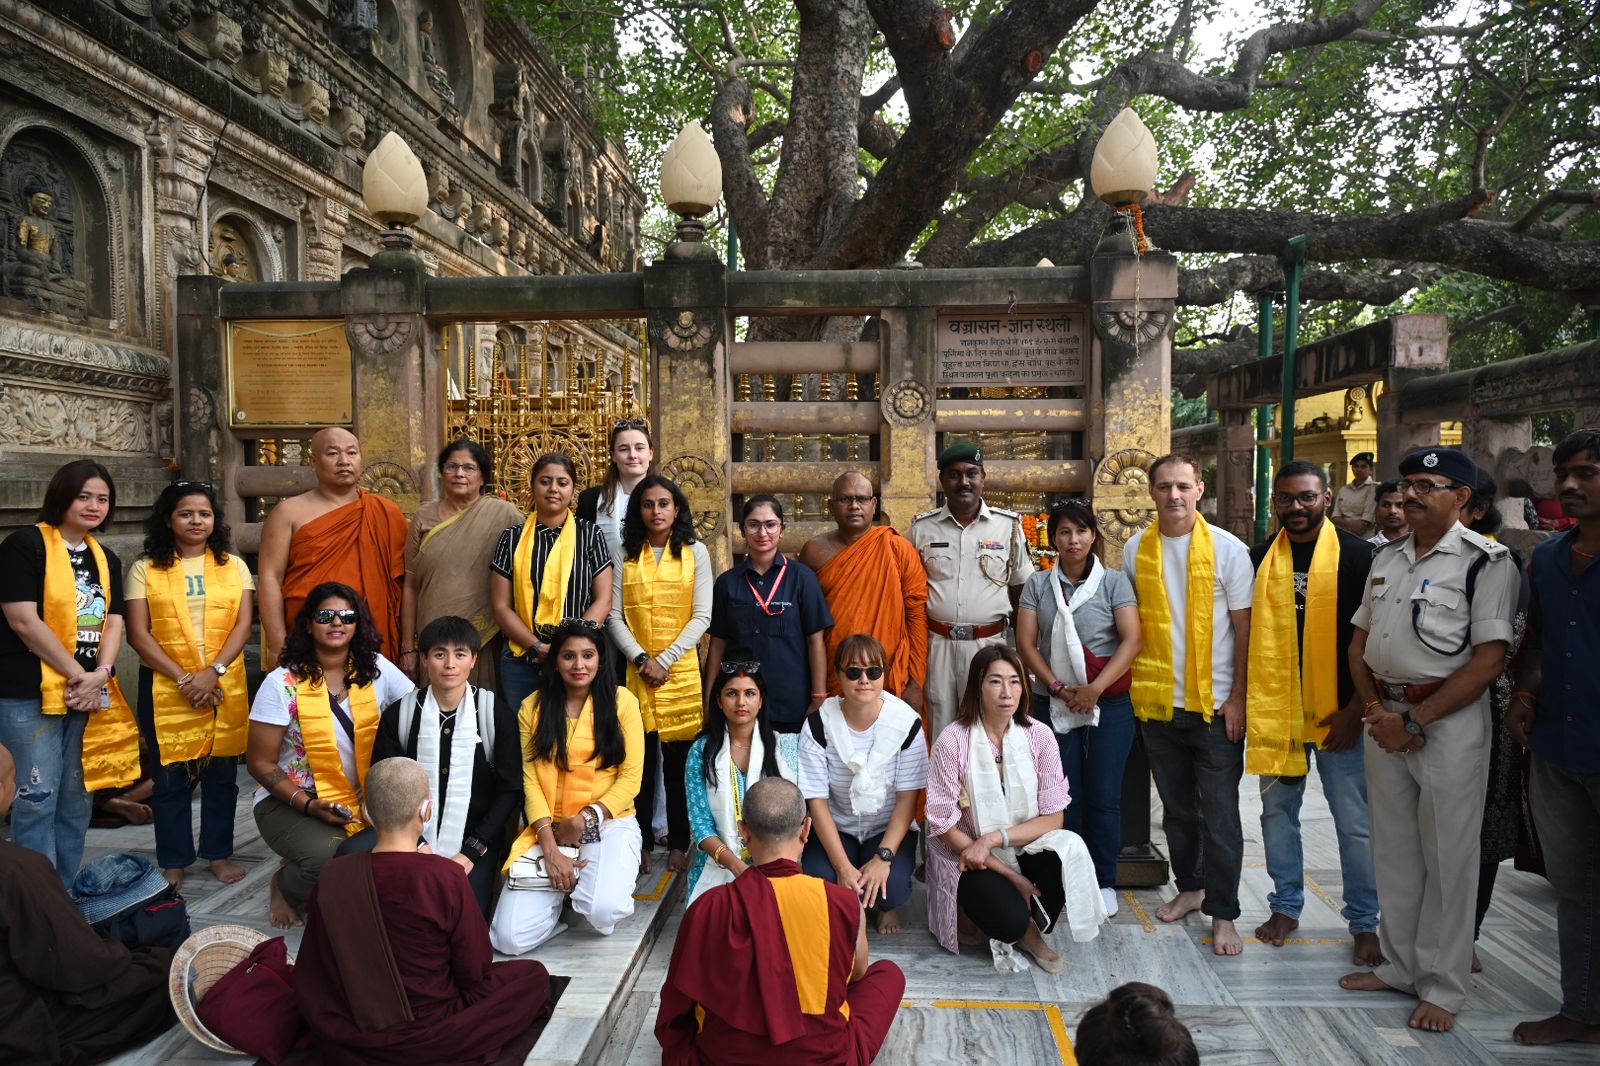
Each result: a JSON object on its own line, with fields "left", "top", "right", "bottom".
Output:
{"left": 0, "top": 382, "right": 153, "bottom": 453}
{"left": 0, "top": 128, "right": 115, "bottom": 326}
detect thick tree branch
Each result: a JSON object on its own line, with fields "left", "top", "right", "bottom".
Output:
{"left": 709, "top": 76, "right": 772, "bottom": 267}
{"left": 1512, "top": 190, "right": 1600, "bottom": 232}
{"left": 1177, "top": 256, "right": 1427, "bottom": 306}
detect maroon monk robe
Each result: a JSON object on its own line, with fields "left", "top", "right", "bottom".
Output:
{"left": 0, "top": 840, "right": 174, "bottom": 1066}
{"left": 293, "top": 851, "right": 563, "bottom": 1066}
{"left": 656, "top": 858, "right": 905, "bottom": 1066}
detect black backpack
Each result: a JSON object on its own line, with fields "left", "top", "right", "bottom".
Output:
{"left": 89, "top": 884, "right": 191, "bottom": 952}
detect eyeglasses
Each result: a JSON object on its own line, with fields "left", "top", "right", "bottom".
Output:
{"left": 613, "top": 418, "right": 648, "bottom": 430}
{"left": 841, "top": 665, "right": 884, "bottom": 681}
{"left": 720, "top": 661, "right": 762, "bottom": 675}
{"left": 312, "top": 609, "right": 359, "bottom": 625}
{"left": 442, "top": 462, "right": 479, "bottom": 474}
{"left": 1399, "top": 478, "right": 1466, "bottom": 497}
{"left": 1272, "top": 491, "right": 1326, "bottom": 507}
{"left": 831, "top": 495, "right": 875, "bottom": 507}
{"left": 743, "top": 520, "right": 782, "bottom": 533}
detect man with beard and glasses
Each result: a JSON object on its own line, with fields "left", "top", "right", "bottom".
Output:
{"left": 1246, "top": 461, "right": 1382, "bottom": 967}
{"left": 1368, "top": 481, "right": 1410, "bottom": 548}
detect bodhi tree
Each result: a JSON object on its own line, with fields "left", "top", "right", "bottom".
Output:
{"left": 506, "top": 0, "right": 1598, "bottom": 376}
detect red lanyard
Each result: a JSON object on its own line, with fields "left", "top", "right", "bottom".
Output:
{"left": 745, "top": 556, "right": 789, "bottom": 616}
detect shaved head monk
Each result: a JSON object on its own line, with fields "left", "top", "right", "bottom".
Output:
{"left": 798, "top": 473, "right": 928, "bottom": 710}
{"left": 657, "top": 777, "right": 904, "bottom": 1064}
{"left": 258, "top": 428, "right": 407, "bottom": 667}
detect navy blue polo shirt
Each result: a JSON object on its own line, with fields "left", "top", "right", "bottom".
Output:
{"left": 709, "top": 555, "right": 833, "bottom": 728}
{"left": 1526, "top": 530, "right": 1600, "bottom": 773}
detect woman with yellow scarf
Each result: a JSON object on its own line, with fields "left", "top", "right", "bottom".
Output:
{"left": 490, "top": 453, "right": 614, "bottom": 717}
{"left": 246, "top": 582, "right": 413, "bottom": 928}
{"left": 125, "top": 481, "right": 255, "bottom": 891}
{"left": 0, "top": 460, "right": 137, "bottom": 884}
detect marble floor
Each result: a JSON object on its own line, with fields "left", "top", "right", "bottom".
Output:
{"left": 43, "top": 767, "right": 1599, "bottom": 1066}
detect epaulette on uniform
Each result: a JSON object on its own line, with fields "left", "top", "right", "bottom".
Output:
{"left": 1460, "top": 528, "right": 1511, "bottom": 561}
{"left": 912, "top": 508, "right": 941, "bottom": 523}
{"left": 988, "top": 506, "right": 1021, "bottom": 520}
{"left": 1374, "top": 536, "right": 1406, "bottom": 552}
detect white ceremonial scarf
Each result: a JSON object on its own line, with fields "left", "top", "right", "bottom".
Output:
{"left": 818, "top": 694, "right": 921, "bottom": 818}
{"left": 415, "top": 684, "right": 480, "bottom": 857}
{"left": 965, "top": 721, "right": 1106, "bottom": 972}
{"left": 1048, "top": 558, "right": 1104, "bottom": 731}
{"left": 688, "top": 731, "right": 796, "bottom": 907}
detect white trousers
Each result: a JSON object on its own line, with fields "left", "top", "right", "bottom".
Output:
{"left": 1365, "top": 696, "right": 1489, "bottom": 1013}
{"left": 925, "top": 630, "right": 1009, "bottom": 740}
{"left": 489, "top": 816, "right": 643, "bottom": 955}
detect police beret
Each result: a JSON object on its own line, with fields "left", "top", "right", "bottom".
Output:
{"left": 1397, "top": 447, "right": 1477, "bottom": 487}
{"left": 1351, "top": 452, "right": 1375, "bottom": 465}
{"left": 937, "top": 442, "right": 984, "bottom": 469}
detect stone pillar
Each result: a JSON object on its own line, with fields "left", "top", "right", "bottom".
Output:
{"left": 1378, "top": 368, "right": 1442, "bottom": 466}
{"left": 645, "top": 257, "right": 733, "bottom": 572}
{"left": 150, "top": 115, "right": 215, "bottom": 465}
{"left": 341, "top": 264, "right": 436, "bottom": 513}
{"left": 878, "top": 304, "right": 938, "bottom": 526}
{"left": 1090, "top": 240, "right": 1176, "bottom": 888}
{"left": 302, "top": 195, "right": 350, "bottom": 281}
{"left": 1216, "top": 410, "right": 1257, "bottom": 541}
{"left": 1463, "top": 413, "right": 1532, "bottom": 477}
{"left": 175, "top": 276, "right": 243, "bottom": 523}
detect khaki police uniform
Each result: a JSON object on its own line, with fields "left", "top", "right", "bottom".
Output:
{"left": 1354, "top": 521, "right": 1518, "bottom": 1013}
{"left": 909, "top": 501, "right": 1034, "bottom": 738}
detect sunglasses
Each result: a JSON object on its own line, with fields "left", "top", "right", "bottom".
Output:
{"left": 172, "top": 479, "right": 214, "bottom": 492}
{"left": 560, "top": 618, "right": 602, "bottom": 634}
{"left": 614, "top": 418, "right": 648, "bottom": 430}
{"left": 720, "top": 660, "right": 762, "bottom": 675}
{"left": 313, "top": 609, "right": 359, "bottom": 625}
{"left": 841, "top": 665, "right": 884, "bottom": 682}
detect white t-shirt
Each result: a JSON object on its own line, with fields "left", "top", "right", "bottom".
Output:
{"left": 247, "top": 656, "right": 414, "bottom": 806}
{"left": 797, "top": 694, "right": 929, "bottom": 839}
{"left": 598, "top": 488, "right": 631, "bottom": 561}
{"left": 1123, "top": 524, "right": 1255, "bottom": 709}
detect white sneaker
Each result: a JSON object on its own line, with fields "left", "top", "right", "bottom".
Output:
{"left": 1101, "top": 887, "right": 1120, "bottom": 917}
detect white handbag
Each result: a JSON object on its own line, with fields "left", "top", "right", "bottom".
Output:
{"left": 506, "top": 844, "right": 582, "bottom": 891}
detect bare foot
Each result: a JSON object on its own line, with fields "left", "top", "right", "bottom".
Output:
{"left": 667, "top": 849, "right": 689, "bottom": 873}
{"left": 209, "top": 858, "right": 247, "bottom": 884}
{"left": 268, "top": 871, "right": 303, "bottom": 929}
{"left": 1353, "top": 932, "right": 1385, "bottom": 967}
{"left": 1339, "top": 971, "right": 1400, "bottom": 993}
{"left": 1018, "top": 926, "right": 1063, "bottom": 974}
{"left": 639, "top": 850, "right": 654, "bottom": 875}
{"left": 1472, "top": 949, "right": 1483, "bottom": 973}
{"left": 874, "top": 908, "right": 902, "bottom": 935}
{"left": 1513, "top": 1014, "right": 1600, "bottom": 1045}
{"left": 1409, "top": 1001, "right": 1455, "bottom": 1032}
{"left": 162, "top": 867, "right": 185, "bottom": 891}
{"left": 1156, "top": 889, "right": 1204, "bottom": 923}
{"left": 104, "top": 796, "right": 152, "bottom": 825}
{"left": 1212, "top": 918, "right": 1244, "bottom": 956}
{"left": 1254, "top": 912, "right": 1298, "bottom": 947}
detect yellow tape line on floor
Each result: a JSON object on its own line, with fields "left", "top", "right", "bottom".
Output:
{"left": 633, "top": 869, "right": 674, "bottom": 901}
{"left": 923, "top": 1000, "right": 1078, "bottom": 1065}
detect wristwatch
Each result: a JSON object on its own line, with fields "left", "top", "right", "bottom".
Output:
{"left": 875, "top": 846, "right": 894, "bottom": 863}
{"left": 633, "top": 652, "right": 651, "bottom": 668}
{"left": 1399, "top": 709, "right": 1425, "bottom": 736}
{"left": 461, "top": 836, "right": 489, "bottom": 859}
{"left": 210, "top": 662, "right": 228, "bottom": 677}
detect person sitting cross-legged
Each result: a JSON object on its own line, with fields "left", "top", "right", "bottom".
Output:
{"left": 293, "top": 757, "right": 563, "bottom": 1065}
{"left": 656, "top": 777, "right": 906, "bottom": 1065}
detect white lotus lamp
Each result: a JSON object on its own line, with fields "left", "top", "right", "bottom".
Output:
{"left": 1090, "top": 108, "right": 1157, "bottom": 208}
{"left": 363, "top": 131, "right": 428, "bottom": 251}
{"left": 660, "top": 121, "right": 722, "bottom": 257}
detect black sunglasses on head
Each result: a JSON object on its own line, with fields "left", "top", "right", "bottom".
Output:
{"left": 720, "top": 660, "right": 761, "bottom": 675}
{"left": 559, "top": 618, "right": 603, "bottom": 634}
{"left": 313, "top": 609, "right": 359, "bottom": 625}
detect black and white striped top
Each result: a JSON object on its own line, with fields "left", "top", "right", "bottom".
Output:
{"left": 490, "top": 518, "right": 614, "bottom": 629}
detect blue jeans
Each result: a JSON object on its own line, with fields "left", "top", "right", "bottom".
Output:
{"left": 0, "top": 696, "right": 92, "bottom": 885}
{"left": 1531, "top": 753, "right": 1600, "bottom": 1024}
{"left": 1258, "top": 742, "right": 1379, "bottom": 934}
{"left": 134, "top": 667, "right": 239, "bottom": 870}
{"left": 801, "top": 827, "right": 918, "bottom": 912}
{"left": 1035, "top": 690, "right": 1136, "bottom": 888}
{"left": 500, "top": 649, "right": 541, "bottom": 716}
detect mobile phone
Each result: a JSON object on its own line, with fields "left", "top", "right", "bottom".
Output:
{"left": 327, "top": 803, "right": 354, "bottom": 820}
{"left": 1030, "top": 894, "right": 1054, "bottom": 934}
{"left": 99, "top": 686, "right": 111, "bottom": 709}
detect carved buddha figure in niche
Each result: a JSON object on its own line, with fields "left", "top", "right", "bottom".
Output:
{"left": 4, "top": 183, "right": 88, "bottom": 319}
{"left": 418, "top": 11, "right": 455, "bottom": 104}
{"left": 209, "top": 220, "right": 257, "bottom": 282}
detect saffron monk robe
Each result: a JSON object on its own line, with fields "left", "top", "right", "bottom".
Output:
{"left": 291, "top": 758, "right": 564, "bottom": 1066}
{"left": 258, "top": 427, "right": 407, "bottom": 669}
{"left": 799, "top": 472, "right": 928, "bottom": 710}
{"left": 656, "top": 778, "right": 905, "bottom": 1066}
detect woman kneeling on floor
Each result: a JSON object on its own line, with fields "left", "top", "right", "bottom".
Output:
{"left": 925, "top": 646, "right": 1107, "bottom": 973}
{"left": 490, "top": 619, "right": 644, "bottom": 954}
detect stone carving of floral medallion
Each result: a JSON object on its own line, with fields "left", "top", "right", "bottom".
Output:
{"left": 1093, "top": 448, "right": 1159, "bottom": 552}
{"left": 357, "top": 461, "right": 416, "bottom": 498}
{"left": 348, "top": 315, "right": 416, "bottom": 356}
{"left": 660, "top": 310, "right": 713, "bottom": 352}
{"left": 881, "top": 380, "right": 932, "bottom": 427}
{"left": 501, "top": 429, "right": 594, "bottom": 507}
{"left": 659, "top": 452, "right": 725, "bottom": 538}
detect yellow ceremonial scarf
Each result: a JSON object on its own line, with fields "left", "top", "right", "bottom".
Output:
{"left": 1247, "top": 521, "right": 1341, "bottom": 776}
{"left": 1131, "top": 514, "right": 1217, "bottom": 722}
{"left": 37, "top": 524, "right": 140, "bottom": 790}
{"left": 509, "top": 515, "right": 576, "bottom": 656}
{"left": 623, "top": 545, "right": 702, "bottom": 742}
{"left": 293, "top": 673, "right": 379, "bottom": 835}
{"left": 504, "top": 695, "right": 604, "bottom": 870}
{"left": 144, "top": 554, "right": 249, "bottom": 763}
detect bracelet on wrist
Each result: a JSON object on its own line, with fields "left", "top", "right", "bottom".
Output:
{"left": 810, "top": 692, "right": 828, "bottom": 700}
{"left": 177, "top": 671, "right": 194, "bottom": 685}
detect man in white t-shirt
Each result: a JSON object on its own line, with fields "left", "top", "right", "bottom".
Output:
{"left": 1123, "top": 454, "right": 1255, "bottom": 956}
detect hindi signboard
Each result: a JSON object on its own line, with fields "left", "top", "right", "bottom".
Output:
{"left": 935, "top": 307, "right": 1088, "bottom": 387}
{"left": 228, "top": 320, "right": 353, "bottom": 428}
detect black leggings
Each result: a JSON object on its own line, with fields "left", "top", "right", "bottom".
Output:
{"left": 636, "top": 734, "right": 693, "bottom": 853}
{"left": 956, "top": 852, "right": 1065, "bottom": 945}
